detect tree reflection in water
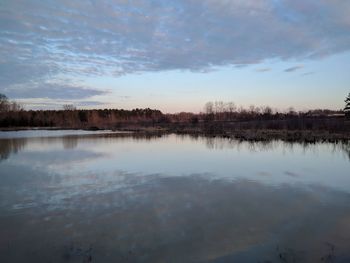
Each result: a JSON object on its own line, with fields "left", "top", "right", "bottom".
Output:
{"left": 0, "top": 138, "right": 27, "bottom": 161}
{"left": 203, "top": 136, "right": 350, "bottom": 162}
{"left": 0, "top": 133, "right": 350, "bottom": 162}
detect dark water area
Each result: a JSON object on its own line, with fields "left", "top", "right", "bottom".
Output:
{"left": 0, "top": 131, "right": 350, "bottom": 262}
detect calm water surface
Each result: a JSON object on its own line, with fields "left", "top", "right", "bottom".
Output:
{"left": 0, "top": 131, "right": 350, "bottom": 262}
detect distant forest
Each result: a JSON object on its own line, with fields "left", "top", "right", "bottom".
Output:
{"left": 1, "top": 93, "right": 350, "bottom": 137}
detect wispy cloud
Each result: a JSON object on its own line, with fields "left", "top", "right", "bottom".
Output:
{"left": 256, "top": 68, "right": 271, "bottom": 72}
{"left": 2, "top": 83, "right": 108, "bottom": 99}
{"left": 284, "top": 65, "right": 304, "bottom": 72}
{"left": 301, "top": 72, "right": 315, "bottom": 76}
{"left": 17, "top": 98, "right": 108, "bottom": 110}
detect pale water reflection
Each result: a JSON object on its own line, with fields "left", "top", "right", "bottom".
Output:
{"left": 0, "top": 131, "right": 350, "bottom": 262}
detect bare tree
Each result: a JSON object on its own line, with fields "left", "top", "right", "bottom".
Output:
{"left": 227, "top": 102, "right": 236, "bottom": 113}
{"left": 214, "top": 101, "right": 224, "bottom": 114}
{"left": 9, "top": 102, "right": 23, "bottom": 111}
{"left": 204, "top": 102, "right": 214, "bottom": 114}
{"left": 0, "top": 93, "right": 23, "bottom": 112}
{"left": 262, "top": 106, "right": 272, "bottom": 115}
{"left": 63, "top": 104, "right": 76, "bottom": 111}
{"left": 249, "top": 105, "right": 256, "bottom": 114}
{"left": 287, "top": 106, "right": 296, "bottom": 115}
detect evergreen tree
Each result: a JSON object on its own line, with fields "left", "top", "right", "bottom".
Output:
{"left": 0, "top": 93, "right": 9, "bottom": 112}
{"left": 345, "top": 93, "right": 350, "bottom": 118}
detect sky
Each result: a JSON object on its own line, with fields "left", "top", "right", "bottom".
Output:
{"left": 1, "top": 0, "right": 350, "bottom": 113}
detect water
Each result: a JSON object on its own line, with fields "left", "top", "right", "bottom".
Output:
{"left": 0, "top": 130, "right": 350, "bottom": 262}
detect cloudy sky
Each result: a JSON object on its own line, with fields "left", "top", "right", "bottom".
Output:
{"left": 1, "top": 0, "right": 349, "bottom": 112}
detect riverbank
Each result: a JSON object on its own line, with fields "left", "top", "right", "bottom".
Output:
{"left": 185, "top": 129, "right": 350, "bottom": 142}
{"left": 133, "top": 128, "right": 350, "bottom": 142}
{"left": 1, "top": 125, "right": 350, "bottom": 142}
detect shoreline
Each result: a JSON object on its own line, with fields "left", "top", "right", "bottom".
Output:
{"left": 1, "top": 126, "right": 349, "bottom": 142}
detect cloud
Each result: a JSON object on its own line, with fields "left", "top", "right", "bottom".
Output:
{"left": 16, "top": 98, "right": 108, "bottom": 110}
{"left": 256, "top": 68, "right": 271, "bottom": 72}
{"left": 301, "top": 72, "right": 315, "bottom": 76}
{"left": 76, "top": 101, "right": 107, "bottom": 107}
{"left": 2, "top": 83, "right": 108, "bottom": 99}
{"left": 1, "top": 0, "right": 350, "bottom": 98}
{"left": 284, "top": 65, "right": 304, "bottom": 72}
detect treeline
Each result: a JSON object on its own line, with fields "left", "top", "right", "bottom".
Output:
{"left": 164, "top": 101, "right": 346, "bottom": 124}
{"left": 0, "top": 108, "right": 164, "bottom": 129}
{"left": 0, "top": 105, "right": 347, "bottom": 132}
{"left": 164, "top": 101, "right": 349, "bottom": 134}
{"left": 201, "top": 101, "right": 345, "bottom": 121}
{"left": 0, "top": 96, "right": 349, "bottom": 134}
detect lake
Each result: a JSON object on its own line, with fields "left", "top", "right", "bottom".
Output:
{"left": 0, "top": 130, "right": 350, "bottom": 262}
